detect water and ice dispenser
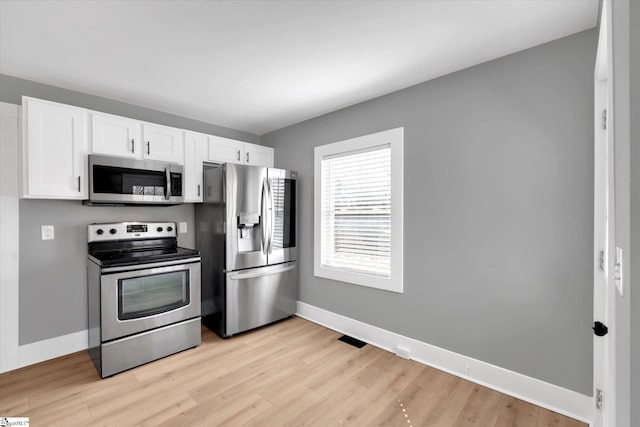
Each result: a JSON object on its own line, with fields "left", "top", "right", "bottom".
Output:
{"left": 237, "top": 212, "right": 261, "bottom": 252}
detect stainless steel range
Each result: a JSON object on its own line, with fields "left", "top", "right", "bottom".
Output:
{"left": 87, "top": 221, "right": 201, "bottom": 378}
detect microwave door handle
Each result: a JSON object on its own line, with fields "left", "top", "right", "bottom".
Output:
{"left": 165, "top": 167, "right": 171, "bottom": 200}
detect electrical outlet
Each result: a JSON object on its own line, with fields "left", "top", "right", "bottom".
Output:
{"left": 41, "top": 225, "right": 55, "bottom": 240}
{"left": 179, "top": 222, "right": 187, "bottom": 234}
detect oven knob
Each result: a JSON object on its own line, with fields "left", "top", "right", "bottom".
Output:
{"left": 157, "top": 226, "right": 163, "bottom": 232}
{"left": 167, "top": 226, "right": 173, "bottom": 232}
{"left": 96, "top": 229, "right": 104, "bottom": 235}
{"left": 109, "top": 228, "right": 117, "bottom": 235}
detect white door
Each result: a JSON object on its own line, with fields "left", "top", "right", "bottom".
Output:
{"left": 142, "top": 123, "right": 184, "bottom": 163}
{"left": 244, "top": 142, "right": 274, "bottom": 167}
{"left": 593, "top": 2, "right": 615, "bottom": 426}
{"left": 183, "top": 131, "right": 208, "bottom": 202}
{"left": 23, "top": 97, "right": 88, "bottom": 199}
{"left": 208, "top": 135, "right": 244, "bottom": 164}
{"left": 91, "top": 112, "right": 141, "bottom": 158}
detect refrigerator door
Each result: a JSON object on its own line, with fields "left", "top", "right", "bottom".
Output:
{"left": 197, "top": 164, "right": 225, "bottom": 325}
{"left": 267, "top": 168, "right": 297, "bottom": 265}
{"left": 226, "top": 163, "right": 268, "bottom": 271}
{"left": 225, "top": 261, "right": 297, "bottom": 336}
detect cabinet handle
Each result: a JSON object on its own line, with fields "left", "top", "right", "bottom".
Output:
{"left": 246, "top": 152, "right": 249, "bottom": 163}
{"left": 147, "top": 141, "right": 150, "bottom": 155}
{"left": 77, "top": 176, "right": 81, "bottom": 192}
{"left": 197, "top": 184, "right": 201, "bottom": 197}
{"left": 236, "top": 150, "right": 240, "bottom": 161}
{"left": 131, "top": 138, "right": 135, "bottom": 153}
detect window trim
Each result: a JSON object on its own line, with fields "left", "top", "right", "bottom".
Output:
{"left": 314, "top": 127, "right": 403, "bottom": 293}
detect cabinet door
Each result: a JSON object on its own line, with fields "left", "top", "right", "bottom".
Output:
{"left": 244, "top": 142, "right": 274, "bottom": 167}
{"left": 183, "top": 131, "right": 208, "bottom": 202}
{"left": 91, "top": 112, "right": 141, "bottom": 158}
{"left": 142, "top": 123, "right": 184, "bottom": 163}
{"left": 208, "top": 135, "right": 244, "bottom": 164}
{"left": 23, "top": 97, "right": 88, "bottom": 199}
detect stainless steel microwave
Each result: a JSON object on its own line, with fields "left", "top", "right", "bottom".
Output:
{"left": 87, "top": 155, "right": 184, "bottom": 205}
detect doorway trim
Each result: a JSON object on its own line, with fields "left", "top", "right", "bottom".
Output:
{"left": 0, "top": 102, "right": 20, "bottom": 374}
{"left": 593, "top": 0, "right": 616, "bottom": 426}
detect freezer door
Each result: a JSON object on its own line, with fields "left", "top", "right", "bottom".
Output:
{"left": 226, "top": 163, "right": 268, "bottom": 271}
{"left": 267, "top": 168, "right": 297, "bottom": 265}
{"left": 225, "top": 262, "right": 297, "bottom": 336}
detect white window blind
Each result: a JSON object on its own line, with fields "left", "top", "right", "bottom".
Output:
{"left": 321, "top": 145, "right": 391, "bottom": 277}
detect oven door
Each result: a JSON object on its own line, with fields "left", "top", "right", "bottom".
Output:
{"left": 100, "top": 258, "right": 200, "bottom": 342}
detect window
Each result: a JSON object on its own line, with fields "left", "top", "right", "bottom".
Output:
{"left": 314, "top": 127, "right": 403, "bottom": 293}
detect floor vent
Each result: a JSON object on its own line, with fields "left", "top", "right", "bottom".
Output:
{"left": 338, "top": 335, "right": 367, "bottom": 348}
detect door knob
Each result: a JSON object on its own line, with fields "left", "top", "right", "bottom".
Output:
{"left": 593, "top": 321, "right": 608, "bottom": 337}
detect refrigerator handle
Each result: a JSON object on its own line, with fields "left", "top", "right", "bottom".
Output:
{"left": 267, "top": 177, "right": 274, "bottom": 254}
{"left": 261, "top": 178, "right": 269, "bottom": 255}
{"left": 229, "top": 263, "right": 296, "bottom": 280}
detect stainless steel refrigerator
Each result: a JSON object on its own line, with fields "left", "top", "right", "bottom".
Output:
{"left": 195, "top": 163, "right": 297, "bottom": 337}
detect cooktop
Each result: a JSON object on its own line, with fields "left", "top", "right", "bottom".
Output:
{"left": 87, "top": 221, "right": 200, "bottom": 268}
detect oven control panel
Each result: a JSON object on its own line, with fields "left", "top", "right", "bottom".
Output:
{"left": 88, "top": 222, "right": 177, "bottom": 242}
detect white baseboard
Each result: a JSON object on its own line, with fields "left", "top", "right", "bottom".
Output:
{"left": 6, "top": 304, "right": 594, "bottom": 425}
{"left": 296, "top": 301, "right": 593, "bottom": 425}
{"left": 16, "top": 329, "right": 88, "bottom": 370}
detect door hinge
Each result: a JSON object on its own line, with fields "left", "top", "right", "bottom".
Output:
{"left": 602, "top": 109, "right": 607, "bottom": 130}
{"left": 599, "top": 250, "right": 605, "bottom": 271}
{"left": 596, "top": 388, "right": 604, "bottom": 410}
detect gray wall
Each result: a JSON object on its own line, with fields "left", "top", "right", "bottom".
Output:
{"left": 628, "top": 0, "right": 639, "bottom": 424}
{"left": 262, "top": 29, "right": 596, "bottom": 395}
{"left": 0, "top": 74, "right": 261, "bottom": 345}
{"left": 19, "top": 201, "right": 194, "bottom": 345}
{"left": 0, "top": 74, "right": 260, "bottom": 144}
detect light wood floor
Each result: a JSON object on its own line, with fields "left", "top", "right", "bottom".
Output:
{"left": 0, "top": 317, "right": 587, "bottom": 426}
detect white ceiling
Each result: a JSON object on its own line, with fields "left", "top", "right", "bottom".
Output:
{"left": 0, "top": 0, "right": 598, "bottom": 135}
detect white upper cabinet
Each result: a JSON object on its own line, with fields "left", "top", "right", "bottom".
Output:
{"left": 22, "top": 97, "right": 88, "bottom": 199}
{"left": 208, "top": 136, "right": 273, "bottom": 167}
{"left": 19, "top": 96, "right": 275, "bottom": 201}
{"left": 208, "top": 135, "right": 243, "bottom": 164}
{"left": 142, "top": 122, "right": 184, "bottom": 163}
{"left": 183, "top": 131, "right": 208, "bottom": 203}
{"left": 91, "top": 113, "right": 183, "bottom": 164}
{"left": 244, "top": 142, "right": 274, "bottom": 167}
{"left": 91, "top": 112, "right": 141, "bottom": 158}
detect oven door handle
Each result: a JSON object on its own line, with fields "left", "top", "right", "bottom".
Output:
{"left": 99, "top": 257, "right": 201, "bottom": 274}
